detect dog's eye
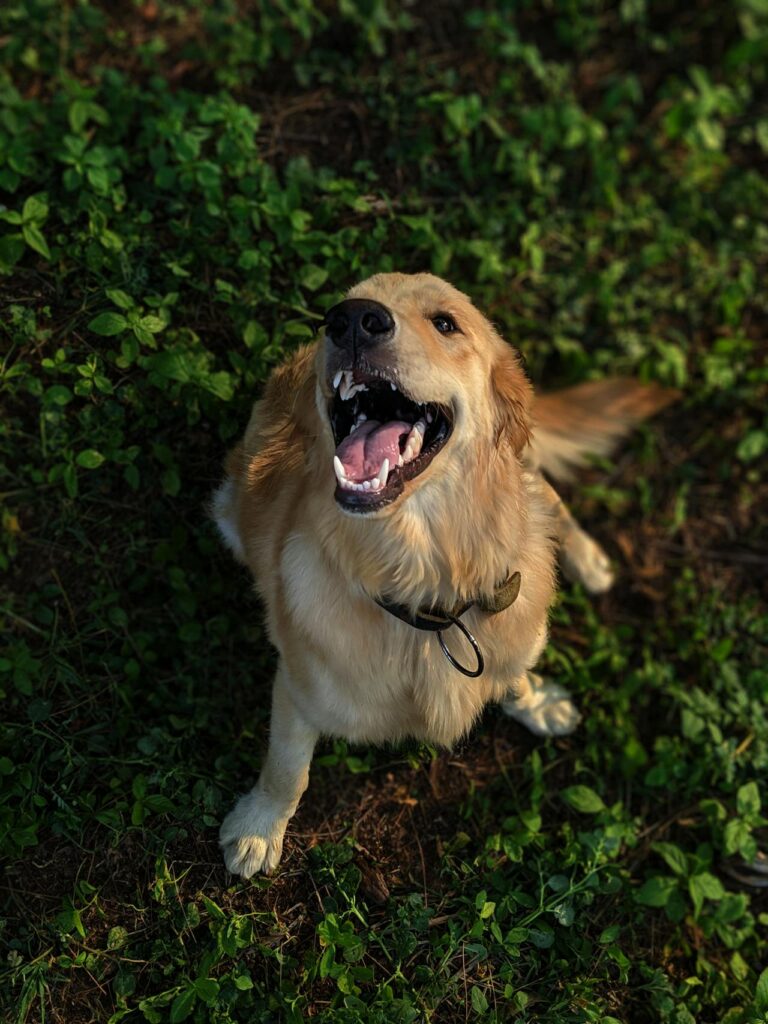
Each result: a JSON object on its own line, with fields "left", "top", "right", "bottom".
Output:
{"left": 431, "top": 314, "right": 457, "bottom": 335}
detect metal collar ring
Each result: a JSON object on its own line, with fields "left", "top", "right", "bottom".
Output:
{"left": 436, "top": 614, "right": 484, "bottom": 678}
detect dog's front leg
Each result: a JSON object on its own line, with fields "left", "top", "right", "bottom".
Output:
{"left": 220, "top": 664, "right": 318, "bottom": 878}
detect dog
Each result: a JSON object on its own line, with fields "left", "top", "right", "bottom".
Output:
{"left": 213, "top": 272, "right": 675, "bottom": 879}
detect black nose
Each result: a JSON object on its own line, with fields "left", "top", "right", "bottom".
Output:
{"left": 324, "top": 298, "right": 394, "bottom": 352}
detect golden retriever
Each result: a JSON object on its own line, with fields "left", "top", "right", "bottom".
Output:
{"left": 213, "top": 272, "right": 674, "bottom": 878}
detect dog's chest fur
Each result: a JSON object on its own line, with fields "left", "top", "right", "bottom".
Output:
{"left": 215, "top": 451, "right": 557, "bottom": 750}
{"left": 269, "top": 520, "right": 552, "bottom": 748}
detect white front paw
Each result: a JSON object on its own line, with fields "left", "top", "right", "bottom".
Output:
{"left": 219, "top": 789, "right": 288, "bottom": 879}
{"left": 502, "top": 675, "right": 581, "bottom": 737}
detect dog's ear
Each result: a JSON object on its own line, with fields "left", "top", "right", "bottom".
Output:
{"left": 263, "top": 343, "right": 318, "bottom": 436}
{"left": 492, "top": 348, "right": 532, "bottom": 453}
{"left": 242, "top": 344, "right": 318, "bottom": 489}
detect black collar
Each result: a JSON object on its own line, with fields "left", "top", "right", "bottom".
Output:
{"left": 375, "top": 571, "right": 521, "bottom": 678}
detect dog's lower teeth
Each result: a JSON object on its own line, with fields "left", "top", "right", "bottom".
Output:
{"left": 401, "top": 420, "right": 425, "bottom": 464}
{"left": 333, "top": 455, "right": 391, "bottom": 493}
{"left": 332, "top": 392, "right": 442, "bottom": 496}
{"left": 333, "top": 455, "right": 347, "bottom": 486}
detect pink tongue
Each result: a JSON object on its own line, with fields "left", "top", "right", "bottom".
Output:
{"left": 335, "top": 420, "right": 411, "bottom": 482}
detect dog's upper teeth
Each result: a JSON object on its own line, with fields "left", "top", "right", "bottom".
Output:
{"left": 426, "top": 410, "right": 434, "bottom": 424}
{"left": 390, "top": 382, "right": 396, "bottom": 391}
{"left": 338, "top": 369, "right": 369, "bottom": 402}
{"left": 333, "top": 370, "right": 343, "bottom": 390}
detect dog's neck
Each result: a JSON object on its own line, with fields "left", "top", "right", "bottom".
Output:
{"left": 311, "top": 442, "right": 537, "bottom": 615}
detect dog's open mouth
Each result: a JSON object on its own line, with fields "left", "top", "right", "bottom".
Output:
{"left": 328, "top": 369, "right": 453, "bottom": 512}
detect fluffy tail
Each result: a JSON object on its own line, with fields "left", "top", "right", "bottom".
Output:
{"left": 529, "top": 379, "right": 678, "bottom": 482}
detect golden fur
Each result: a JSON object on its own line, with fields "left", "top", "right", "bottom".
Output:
{"left": 214, "top": 272, "right": 674, "bottom": 878}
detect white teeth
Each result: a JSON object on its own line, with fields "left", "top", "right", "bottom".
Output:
{"left": 426, "top": 411, "right": 433, "bottom": 424}
{"left": 338, "top": 369, "right": 369, "bottom": 402}
{"left": 333, "top": 370, "right": 343, "bottom": 390}
{"left": 398, "top": 455, "right": 404, "bottom": 467}
{"left": 355, "top": 412, "right": 367, "bottom": 425}
{"left": 391, "top": 382, "right": 396, "bottom": 391}
{"left": 401, "top": 420, "right": 426, "bottom": 464}
{"left": 333, "top": 454, "right": 390, "bottom": 493}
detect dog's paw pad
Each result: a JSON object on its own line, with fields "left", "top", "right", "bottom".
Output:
{"left": 219, "top": 791, "right": 287, "bottom": 879}
{"left": 502, "top": 678, "right": 581, "bottom": 737}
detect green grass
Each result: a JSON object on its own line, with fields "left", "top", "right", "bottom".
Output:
{"left": 1, "top": 1, "right": 767, "bottom": 1021}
